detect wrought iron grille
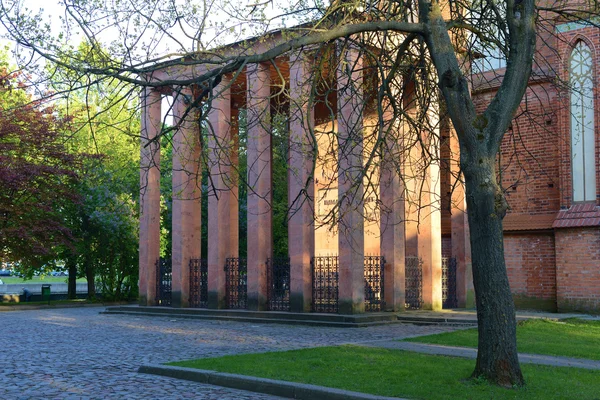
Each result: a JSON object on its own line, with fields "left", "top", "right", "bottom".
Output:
{"left": 225, "top": 257, "right": 247, "bottom": 309}
{"left": 156, "top": 258, "right": 172, "bottom": 306}
{"left": 442, "top": 257, "right": 458, "bottom": 309}
{"left": 267, "top": 257, "right": 291, "bottom": 311}
{"left": 405, "top": 256, "right": 423, "bottom": 309}
{"left": 311, "top": 256, "right": 339, "bottom": 313}
{"left": 189, "top": 258, "right": 208, "bottom": 308}
{"left": 364, "top": 255, "right": 385, "bottom": 312}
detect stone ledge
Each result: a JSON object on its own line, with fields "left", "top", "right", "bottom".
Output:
{"left": 138, "top": 364, "right": 406, "bottom": 400}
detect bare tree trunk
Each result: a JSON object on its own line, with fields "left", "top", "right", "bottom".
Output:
{"left": 84, "top": 252, "right": 96, "bottom": 300}
{"left": 463, "top": 156, "right": 524, "bottom": 387}
{"left": 67, "top": 257, "right": 77, "bottom": 300}
{"left": 86, "top": 266, "right": 96, "bottom": 299}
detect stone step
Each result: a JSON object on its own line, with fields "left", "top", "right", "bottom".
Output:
{"left": 101, "top": 306, "right": 477, "bottom": 327}
{"left": 100, "top": 309, "right": 402, "bottom": 328}
{"left": 103, "top": 306, "right": 399, "bottom": 323}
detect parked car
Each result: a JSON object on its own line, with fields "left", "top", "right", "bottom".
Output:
{"left": 0, "top": 270, "right": 11, "bottom": 276}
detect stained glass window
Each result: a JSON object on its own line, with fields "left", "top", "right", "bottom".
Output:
{"left": 570, "top": 41, "right": 596, "bottom": 202}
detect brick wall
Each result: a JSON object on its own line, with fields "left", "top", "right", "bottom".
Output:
{"left": 555, "top": 227, "right": 600, "bottom": 313}
{"left": 474, "top": 80, "right": 562, "bottom": 218}
{"left": 504, "top": 232, "right": 557, "bottom": 310}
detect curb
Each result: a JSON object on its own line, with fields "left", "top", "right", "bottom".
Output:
{"left": 138, "top": 364, "right": 406, "bottom": 400}
{"left": 363, "top": 342, "right": 600, "bottom": 370}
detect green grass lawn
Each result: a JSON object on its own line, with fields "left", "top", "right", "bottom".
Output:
{"left": 168, "top": 346, "right": 600, "bottom": 400}
{"left": 405, "top": 318, "right": 600, "bottom": 360}
{"left": 0, "top": 276, "right": 86, "bottom": 284}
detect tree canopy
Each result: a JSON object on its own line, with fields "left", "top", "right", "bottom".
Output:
{"left": 0, "top": 51, "right": 80, "bottom": 267}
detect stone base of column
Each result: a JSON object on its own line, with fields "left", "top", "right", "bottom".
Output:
{"left": 138, "top": 295, "right": 150, "bottom": 306}
{"left": 338, "top": 299, "right": 365, "bottom": 314}
{"left": 290, "top": 294, "right": 311, "bottom": 313}
{"left": 247, "top": 294, "right": 268, "bottom": 311}
{"left": 383, "top": 262, "right": 405, "bottom": 312}
{"left": 208, "top": 291, "right": 226, "bottom": 309}
{"left": 170, "top": 292, "right": 188, "bottom": 308}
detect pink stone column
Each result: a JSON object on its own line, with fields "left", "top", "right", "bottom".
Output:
{"left": 208, "top": 76, "right": 238, "bottom": 309}
{"left": 171, "top": 88, "right": 201, "bottom": 308}
{"left": 246, "top": 63, "right": 272, "bottom": 311}
{"left": 337, "top": 46, "right": 365, "bottom": 314}
{"left": 139, "top": 88, "right": 161, "bottom": 306}
{"left": 380, "top": 105, "right": 406, "bottom": 312}
{"left": 402, "top": 84, "right": 419, "bottom": 260}
{"left": 449, "top": 125, "right": 474, "bottom": 308}
{"left": 288, "top": 52, "right": 315, "bottom": 312}
{"left": 419, "top": 123, "right": 443, "bottom": 311}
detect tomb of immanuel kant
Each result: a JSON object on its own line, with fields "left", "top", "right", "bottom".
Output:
{"left": 137, "top": 36, "right": 473, "bottom": 315}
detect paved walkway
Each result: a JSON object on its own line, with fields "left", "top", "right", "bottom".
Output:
{"left": 364, "top": 341, "right": 600, "bottom": 370}
{"left": 0, "top": 307, "right": 459, "bottom": 399}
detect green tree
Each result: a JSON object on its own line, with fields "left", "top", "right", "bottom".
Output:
{"left": 0, "top": 50, "right": 80, "bottom": 270}
{"left": 51, "top": 44, "right": 140, "bottom": 299}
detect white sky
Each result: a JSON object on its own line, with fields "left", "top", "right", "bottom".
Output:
{"left": 1, "top": 0, "right": 320, "bottom": 121}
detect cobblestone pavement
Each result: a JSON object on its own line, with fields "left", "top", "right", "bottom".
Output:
{"left": 0, "top": 307, "right": 459, "bottom": 399}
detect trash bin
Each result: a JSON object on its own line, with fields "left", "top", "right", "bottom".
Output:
{"left": 41, "top": 284, "right": 51, "bottom": 302}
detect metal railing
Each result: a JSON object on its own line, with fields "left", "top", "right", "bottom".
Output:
{"left": 405, "top": 256, "right": 423, "bottom": 309}
{"left": 311, "top": 256, "right": 339, "bottom": 313}
{"left": 442, "top": 257, "right": 458, "bottom": 309}
{"left": 267, "top": 257, "right": 291, "bottom": 311}
{"left": 156, "top": 258, "right": 172, "bottom": 306}
{"left": 225, "top": 257, "right": 247, "bottom": 309}
{"left": 189, "top": 258, "right": 208, "bottom": 308}
{"left": 364, "top": 255, "right": 385, "bottom": 312}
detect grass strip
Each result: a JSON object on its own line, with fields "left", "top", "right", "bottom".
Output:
{"left": 404, "top": 318, "right": 600, "bottom": 360}
{"left": 168, "top": 345, "right": 600, "bottom": 400}
{"left": 0, "top": 276, "right": 87, "bottom": 284}
{"left": 0, "top": 299, "right": 94, "bottom": 306}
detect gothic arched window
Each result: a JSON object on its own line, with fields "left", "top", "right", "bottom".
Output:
{"left": 570, "top": 41, "right": 596, "bottom": 202}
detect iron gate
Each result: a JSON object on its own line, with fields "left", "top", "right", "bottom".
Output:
{"left": 225, "top": 257, "right": 247, "bottom": 309}
{"left": 364, "top": 256, "right": 385, "bottom": 312}
{"left": 189, "top": 258, "right": 208, "bottom": 308}
{"left": 311, "top": 256, "right": 339, "bottom": 313}
{"left": 442, "top": 257, "right": 458, "bottom": 309}
{"left": 267, "top": 257, "right": 290, "bottom": 311}
{"left": 405, "top": 256, "right": 423, "bottom": 309}
{"left": 156, "top": 258, "right": 172, "bottom": 306}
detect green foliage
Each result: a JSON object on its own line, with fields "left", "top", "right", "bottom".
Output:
{"left": 160, "top": 132, "right": 173, "bottom": 259}
{"left": 0, "top": 50, "right": 80, "bottom": 267}
{"left": 168, "top": 345, "right": 600, "bottom": 400}
{"left": 271, "top": 113, "right": 289, "bottom": 259}
{"left": 50, "top": 41, "right": 140, "bottom": 300}
{"left": 236, "top": 109, "right": 289, "bottom": 259}
{"left": 404, "top": 318, "right": 600, "bottom": 360}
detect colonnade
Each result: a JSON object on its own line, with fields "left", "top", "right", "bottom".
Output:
{"left": 138, "top": 48, "right": 472, "bottom": 313}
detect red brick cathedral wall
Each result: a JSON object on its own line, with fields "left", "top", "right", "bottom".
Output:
{"left": 555, "top": 228, "right": 600, "bottom": 312}
{"left": 504, "top": 233, "right": 557, "bottom": 311}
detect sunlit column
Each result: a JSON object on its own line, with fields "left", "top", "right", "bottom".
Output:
{"left": 419, "top": 111, "right": 443, "bottom": 311}
{"left": 288, "top": 52, "right": 315, "bottom": 312}
{"left": 337, "top": 46, "right": 365, "bottom": 314}
{"left": 380, "top": 100, "right": 406, "bottom": 312}
{"left": 207, "top": 76, "right": 238, "bottom": 309}
{"left": 139, "top": 88, "right": 161, "bottom": 306}
{"left": 171, "top": 87, "right": 201, "bottom": 308}
{"left": 449, "top": 123, "right": 473, "bottom": 308}
{"left": 246, "top": 62, "right": 272, "bottom": 311}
